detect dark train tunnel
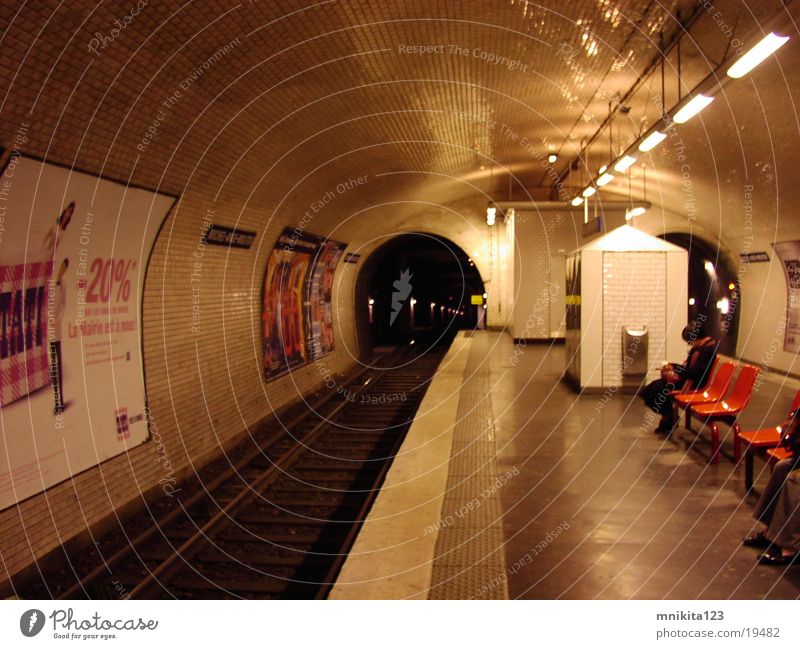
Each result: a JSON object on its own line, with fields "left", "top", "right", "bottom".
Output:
{"left": 355, "top": 233, "right": 485, "bottom": 352}
{"left": 2, "top": 0, "right": 800, "bottom": 616}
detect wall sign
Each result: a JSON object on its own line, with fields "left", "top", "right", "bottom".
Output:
{"left": 0, "top": 154, "right": 175, "bottom": 510}
{"left": 203, "top": 223, "right": 256, "bottom": 249}
{"left": 740, "top": 251, "right": 770, "bottom": 263}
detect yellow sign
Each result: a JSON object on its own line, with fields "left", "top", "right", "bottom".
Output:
{"left": 471, "top": 295, "right": 483, "bottom": 305}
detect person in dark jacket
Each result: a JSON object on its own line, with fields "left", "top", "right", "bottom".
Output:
{"left": 638, "top": 319, "right": 718, "bottom": 433}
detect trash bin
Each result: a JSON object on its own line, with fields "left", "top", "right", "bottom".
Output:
{"left": 621, "top": 325, "right": 648, "bottom": 381}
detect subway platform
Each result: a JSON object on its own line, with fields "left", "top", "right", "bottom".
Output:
{"left": 331, "top": 331, "right": 800, "bottom": 599}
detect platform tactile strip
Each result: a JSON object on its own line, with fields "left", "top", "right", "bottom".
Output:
{"left": 428, "top": 335, "right": 509, "bottom": 599}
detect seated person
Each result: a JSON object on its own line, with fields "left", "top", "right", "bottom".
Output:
{"left": 638, "top": 320, "right": 718, "bottom": 433}
{"left": 743, "top": 409, "right": 800, "bottom": 565}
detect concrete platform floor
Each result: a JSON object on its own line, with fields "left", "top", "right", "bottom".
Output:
{"left": 334, "top": 331, "right": 800, "bottom": 599}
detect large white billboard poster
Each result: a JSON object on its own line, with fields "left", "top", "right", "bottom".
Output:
{"left": 0, "top": 155, "right": 175, "bottom": 510}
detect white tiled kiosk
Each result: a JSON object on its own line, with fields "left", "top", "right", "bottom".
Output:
{"left": 565, "top": 225, "right": 688, "bottom": 391}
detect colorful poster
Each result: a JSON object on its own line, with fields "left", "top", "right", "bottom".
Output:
{"left": 774, "top": 240, "right": 800, "bottom": 353}
{"left": 0, "top": 154, "right": 175, "bottom": 510}
{"left": 307, "top": 240, "right": 346, "bottom": 360}
{"left": 262, "top": 228, "right": 345, "bottom": 379}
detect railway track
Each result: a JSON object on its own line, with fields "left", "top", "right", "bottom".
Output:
{"left": 21, "top": 335, "right": 450, "bottom": 600}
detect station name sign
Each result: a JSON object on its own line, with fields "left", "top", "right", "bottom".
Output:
{"left": 204, "top": 224, "right": 256, "bottom": 249}
{"left": 740, "top": 251, "right": 770, "bottom": 263}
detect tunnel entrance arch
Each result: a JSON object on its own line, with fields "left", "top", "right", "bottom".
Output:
{"left": 354, "top": 233, "right": 485, "bottom": 358}
{"left": 660, "top": 232, "right": 739, "bottom": 356}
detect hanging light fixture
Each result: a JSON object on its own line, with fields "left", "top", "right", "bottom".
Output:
{"left": 727, "top": 32, "right": 790, "bottom": 78}
{"left": 613, "top": 155, "right": 637, "bottom": 172}
{"left": 672, "top": 94, "right": 715, "bottom": 124}
{"left": 638, "top": 130, "right": 667, "bottom": 152}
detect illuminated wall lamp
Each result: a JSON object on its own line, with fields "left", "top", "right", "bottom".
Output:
{"left": 672, "top": 94, "right": 715, "bottom": 124}
{"left": 727, "top": 33, "right": 790, "bottom": 78}
{"left": 638, "top": 130, "right": 666, "bottom": 152}
{"left": 596, "top": 172, "right": 614, "bottom": 187}
{"left": 582, "top": 186, "right": 596, "bottom": 198}
{"left": 613, "top": 155, "right": 637, "bottom": 172}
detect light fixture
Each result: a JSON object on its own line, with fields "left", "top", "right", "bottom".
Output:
{"left": 571, "top": 196, "right": 584, "bottom": 206}
{"left": 704, "top": 260, "right": 715, "bottom": 274}
{"left": 582, "top": 186, "right": 596, "bottom": 198}
{"left": 482, "top": 292, "right": 488, "bottom": 299}
{"left": 717, "top": 297, "right": 730, "bottom": 314}
{"left": 672, "top": 94, "right": 715, "bottom": 124}
{"left": 728, "top": 282, "right": 736, "bottom": 291}
{"left": 689, "top": 297, "right": 696, "bottom": 306}
{"left": 430, "top": 301, "right": 436, "bottom": 307}
{"left": 598, "top": 165, "right": 608, "bottom": 174}
{"left": 638, "top": 130, "right": 666, "bottom": 152}
{"left": 410, "top": 298, "right": 417, "bottom": 305}
{"left": 486, "top": 206, "right": 496, "bottom": 226}
{"left": 547, "top": 153, "right": 558, "bottom": 163}
{"left": 625, "top": 206, "right": 646, "bottom": 220}
{"left": 596, "top": 172, "right": 614, "bottom": 187}
{"left": 613, "top": 155, "right": 637, "bottom": 172}
{"left": 368, "top": 298, "right": 374, "bottom": 305}
{"left": 727, "top": 32, "right": 790, "bottom": 79}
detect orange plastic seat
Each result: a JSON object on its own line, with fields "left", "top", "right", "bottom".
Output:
{"left": 672, "top": 361, "right": 735, "bottom": 429}
{"left": 737, "top": 389, "right": 800, "bottom": 491}
{"left": 766, "top": 447, "right": 793, "bottom": 464}
{"left": 688, "top": 365, "right": 760, "bottom": 464}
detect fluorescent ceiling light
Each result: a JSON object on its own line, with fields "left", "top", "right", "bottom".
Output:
{"left": 673, "top": 94, "right": 715, "bottom": 124}
{"left": 625, "top": 206, "right": 647, "bottom": 220}
{"left": 638, "top": 130, "right": 666, "bottom": 152}
{"left": 596, "top": 172, "right": 614, "bottom": 187}
{"left": 614, "top": 155, "right": 637, "bottom": 172}
{"left": 727, "top": 33, "right": 790, "bottom": 79}
{"left": 571, "top": 196, "right": 584, "bottom": 206}
{"left": 582, "top": 186, "right": 596, "bottom": 197}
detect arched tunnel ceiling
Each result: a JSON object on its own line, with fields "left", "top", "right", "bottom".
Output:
{"left": 0, "top": 0, "right": 793, "bottom": 251}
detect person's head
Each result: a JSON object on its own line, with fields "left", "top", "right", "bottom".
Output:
{"left": 660, "top": 363, "right": 677, "bottom": 381}
{"left": 57, "top": 202, "right": 75, "bottom": 230}
{"left": 681, "top": 320, "right": 707, "bottom": 343}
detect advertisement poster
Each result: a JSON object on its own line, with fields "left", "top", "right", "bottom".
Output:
{"left": 0, "top": 155, "right": 175, "bottom": 510}
{"left": 774, "top": 240, "right": 800, "bottom": 353}
{"left": 307, "top": 239, "right": 346, "bottom": 360}
{"left": 262, "top": 228, "right": 345, "bottom": 379}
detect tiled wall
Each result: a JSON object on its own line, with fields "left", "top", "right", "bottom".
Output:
{"left": 512, "top": 210, "right": 578, "bottom": 339}
{"left": 601, "top": 252, "right": 666, "bottom": 385}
